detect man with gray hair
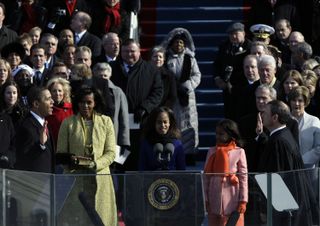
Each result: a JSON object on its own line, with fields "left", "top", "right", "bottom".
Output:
{"left": 40, "top": 33, "right": 59, "bottom": 70}
{"left": 238, "top": 84, "right": 277, "bottom": 171}
{"left": 289, "top": 31, "right": 305, "bottom": 50}
{"left": 75, "top": 46, "right": 92, "bottom": 67}
{"left": 95, "top": 32, "right": 120, "bottom": 64}
{"left": 239, "top": 84, "right": 299, "bottom": 171}
{"left": 257, "top": 55, "right": 280, "bottom": 89}
{"left": 291, "top": 41, "right": 313, "bottom": 71}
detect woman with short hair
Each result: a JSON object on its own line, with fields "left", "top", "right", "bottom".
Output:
{"left": 288, "top": 86, "right": 320, "bottom": 168}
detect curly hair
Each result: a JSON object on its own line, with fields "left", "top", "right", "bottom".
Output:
{"left": 47, "top": 77, "right": 72, "bottom": 103}
{"left": 143, "top": 107, "right": 180, "bottom": 143}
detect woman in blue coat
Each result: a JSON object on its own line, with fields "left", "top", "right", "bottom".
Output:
{"left": 139, "top": 106, "right": 185, "bottom": 171}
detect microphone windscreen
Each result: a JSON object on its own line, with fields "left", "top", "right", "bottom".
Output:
{"left": 153, "top": 143, "right": 164, "bottom": 153}
{"left": 165, "top": 143, "right": 175, "bottom": 155}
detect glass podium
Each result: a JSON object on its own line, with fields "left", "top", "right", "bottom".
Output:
{"left": 0, "top": 169, "right": 319, "bottom": 226}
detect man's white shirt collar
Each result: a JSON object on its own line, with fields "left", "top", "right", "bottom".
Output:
{"left": 106, "top": 55, "right": 116, "bottom": 62}
{"left": 30, "top": 111, "right": 45, "bottom": 126}
{"left": 75, "top": 30, "right": 87, "bottom": 42}
{"left": 269, "top": 125, "right": 286, "bottom": 136}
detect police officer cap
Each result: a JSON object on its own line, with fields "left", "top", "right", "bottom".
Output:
{"left": 250, "top": 24, "right": 275, "bottom": 39}
{"left": 226, "top": 22, "right": 245, "bottom": 33}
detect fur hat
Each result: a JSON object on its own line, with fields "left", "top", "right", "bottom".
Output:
{"left": 161, "top": 27, "right": 195, "bottom": 52}
{"left": 1, "top": 42, "right": 25, "bottom": 59}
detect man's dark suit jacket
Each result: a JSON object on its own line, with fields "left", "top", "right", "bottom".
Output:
{"left": 76, "top": 31, "right": 102, "bottom": 58}
{"left": 33, "top": 68, "right": 50, "bottom": 87}
{"left": 15, "top": 113, "right": 54, "bottom": 173}
{"left": 110, "top": 58, "right": 163, "bottom": 114}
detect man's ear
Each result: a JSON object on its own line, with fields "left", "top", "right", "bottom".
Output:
{"left": 272, "top": 113, "right": 278, "bottom": 122}
{"left": 33, "top": 100, "right": 40, "bottom": 109}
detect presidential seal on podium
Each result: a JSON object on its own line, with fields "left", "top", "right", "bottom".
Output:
{"left": 148, "top": 178, "right": 180, "bottom": 210}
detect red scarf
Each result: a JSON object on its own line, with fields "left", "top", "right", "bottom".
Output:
{"left": 21, "top": 4, "right": 36, "bottom": 33}
{"left": 205, "top": 140, "right": 239, "bottom": 184}
{"left": 66, "top": 0, "right": 77, "bottom": 16}
{"left": 104, "top": 3, "right": 121, "bottom": 33}
{"left": 205, "top": 140, "right": 236, "bottom": 175}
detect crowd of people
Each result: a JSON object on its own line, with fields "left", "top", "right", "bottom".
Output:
{"left": 213, "top": 18, "right": 320, "bottom": 174}
{"left": 210, "top": 3, "right": 320, "bottom": 224}
{"left": 0, "top": 1, "right": 201, "bottom": 225}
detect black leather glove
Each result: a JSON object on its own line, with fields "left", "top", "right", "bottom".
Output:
{"left": 177, "top": 85, "right": 189, "bottom": 106}
{"left": 0, "top": 155, "right": 10, "bottom": 169}
{"left": 134, "top": 108, "right": 146, "bottom": 123}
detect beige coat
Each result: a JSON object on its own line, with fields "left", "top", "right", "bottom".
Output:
{"left": 57, "top": 113, "right": 117, "bottom": 226}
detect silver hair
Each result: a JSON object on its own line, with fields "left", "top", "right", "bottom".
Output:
{"left": 258, "top": 54, "right": 276, "bottom": 69}
{"left": 93, "top": 62, "right": 112, "bottom": 73}
{"left": 255, "top": 84, "right": 277, "bottom": 100}
{"left": 293, "top": 42, "right": 313, "bottom": 60}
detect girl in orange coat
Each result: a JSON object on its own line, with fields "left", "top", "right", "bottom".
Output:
{"left": 204, "top": 119, "right": 248, "bottom": 226}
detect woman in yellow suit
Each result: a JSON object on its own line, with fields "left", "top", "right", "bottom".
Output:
{"left": 57, "top": 86, "right": 117, "bottom": 226}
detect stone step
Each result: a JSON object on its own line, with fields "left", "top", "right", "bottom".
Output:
{"left": 198, "top": 61, "right": 214, "bottom": 75}
{"left": 140, "top": 6, "right": 246, "bottom": 21}
{"left": 140, "top": 20, "right": 237, "bottom": 34}
{"left": 196, "top": 103, "right": 224, "bottom": 118}
{"left": 195, "top": 89, "right": 223, "bottom": 103}
{"left": 148, "top": 0, "right": 246, "bottom": 7}
{"left": 198, "top": 117, "right": 222, "bottom": 131}
{"left": 199, "top": 131, "right": 216, "bottom": 147}
{"left": 140, "top": 33, "right": 227, "bottom": 48}
{"left": 197, "top": 75, "right": 214, "bottom": 89}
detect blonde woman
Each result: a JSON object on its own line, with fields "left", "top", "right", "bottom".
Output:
{"left": 0, "top": 59, "right": 12, "bottom": 86}
{"left": 46, "top": 77, "right": 73, "bottom": 146}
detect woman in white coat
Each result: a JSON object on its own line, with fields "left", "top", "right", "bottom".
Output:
{"left": 161, "top": 27, "right": 201, "bottom": 157}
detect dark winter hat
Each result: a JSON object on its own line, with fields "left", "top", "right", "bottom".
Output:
{"left": 1, "top": 42, "right": 25, "bottom": 59}
{"left": 226, "top": 22, "right": 245, "bottom": 33}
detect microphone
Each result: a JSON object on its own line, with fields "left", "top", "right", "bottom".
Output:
{"left": 78, "top": 192, "right": 104, "bottom": 226}
{"left": 164, "top": 143, "right": 175, "bottom": 162}
{"left": 153, "top": 143, "right": 164, "bottom": 163}
{"left": 223, "top": 66, "right": 233, "bottom": 82}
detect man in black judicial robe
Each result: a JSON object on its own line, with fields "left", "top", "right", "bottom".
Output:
{"left": 239, "top": 84, "right": 299, "bottom": 172}
{"left": 258, "top": 100, "right": 317, "bottom": 226}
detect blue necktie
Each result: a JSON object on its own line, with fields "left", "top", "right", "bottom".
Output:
{"left": 35, "top": 71, "right": 41, "bottom": 85}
